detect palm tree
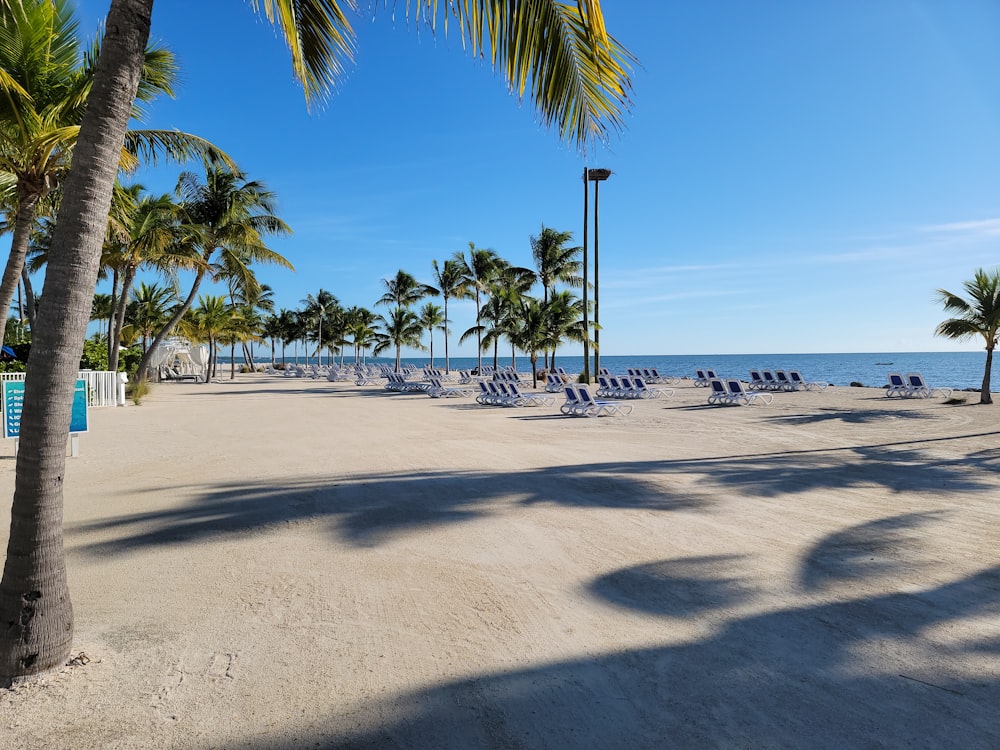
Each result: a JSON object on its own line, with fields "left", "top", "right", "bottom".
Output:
{"left": 453, "top": 244, "right": 503, "bottom": 374}
{"left": 531, "top": 225, "right": 582, "bottom": 368}
{"left": 179, "top": 294, "right": 231, "bottom": 382}
{"left": 377, "top": 269, "right": 436, "bottom": 310}
{"left": 0, "top": 0, "right": 633, "bottom": 680}
{"left": 301, "top": 289, "right": 339, "bottom": 366}
{"left": 418, "top": 302, "right": 446, "bottom": 368}
{"left": 134, "top": 165, "right": 293, "bottom": 382}
{"left": 128, "top": 281, "right": 176, "bottom": 354}
{"left": 0, "top": 0, "right": 228, "bottom": 346}
{"left": 935, "top": 268, "right": 1000, "bottom": 405}
{"left": 543, "top": 289, "right": 585, "bottom": 372}
{"left": 509, "top": 296, "right": 554, "bottom": 387}
{"left": 344, "top": 306, "right": 378, "bottom": 364}
{"left": 431, "top": 258, "right": 470, "bottom": 373}
{"left": 108, "top": 188, "right": 186, "bottom": 371}
{"left": 375, "top": 306, "right": 425, "bottom": 372}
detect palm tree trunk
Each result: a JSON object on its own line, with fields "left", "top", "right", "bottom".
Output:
{"left": 106, "top": 268, "right": 119, "bottom": 368}
{"left": 135, "top": 265, "right": 207, "bottom": 382}
{"left": 230, "top": 341, "right": 236, "bottom": 379}
{"left": 21, "top": 266, "right": 37, "bottom": 335}
{"left": 0, "top": 192, "right": 42, "bottom": 347}
{"left": 0, "top": 0, "right": 152, "bottom": 680}
{"left": 443, "top": 295, "right": 450, "bottom": 373}
{"left": 109, "top": 266, "right": 136, "bottom": 373}
{"left": 981, "top": 347, "right": 993, "bottom": 405}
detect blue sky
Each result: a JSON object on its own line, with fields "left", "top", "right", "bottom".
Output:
{"left": 62, "top": 1, "right": 1000, "bottom": 356}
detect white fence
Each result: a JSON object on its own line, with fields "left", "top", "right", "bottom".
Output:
{"left": 0, "top": 370, "right": 125, "bottom": 407}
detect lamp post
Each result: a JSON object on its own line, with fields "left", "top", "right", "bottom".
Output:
{"left": 582, "top": 167, "right": 611, "bottom": 383}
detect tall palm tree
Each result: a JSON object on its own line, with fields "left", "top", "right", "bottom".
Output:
{"left": 0, "top": 0, "right": 633, "bottom": 680}
{"left": 936, "top": 268, "right": 1000, "bottom": 405}
{"left": 134, "top": 164, "right": 293, "bottom": 382}
{"left": 301, "top": 289, "right": 339, "bottom": 366}
{"left": 543, "top": 289, "right": 585, "bottom": 372}
{"left": 453, "top": 244, "right": 503, "bottom": 374}
{"left": 179, "top": 294, "right": 232, "bottom": 382}
{"left": 375, "top": 306, "right": 425, "bottom": 372}
{"left": 418, "top": 302, "right": 446, "bottom": 368}
{"left": 108, "top": 188, "right": 187, "bottom": 371}
{"left": 0, "top": 0, "right": 228, "bottom": 346}
{"left": 127, "top": 281, "right": 176, "bottom": 354}
{"left": 377, "top": 269, "right": 436, "bottom": 310}
{"left": 531, "top": 225, "right": 582, "bottom": 368}
{"left": 431, "top": 258, "right": 470, "bottom": 373}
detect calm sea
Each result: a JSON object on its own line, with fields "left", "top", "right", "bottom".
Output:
{"left": 263, "top": 351, "right": 994, "bottom": 391}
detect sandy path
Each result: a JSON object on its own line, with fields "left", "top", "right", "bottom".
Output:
{"left": 0, "top": 374, "right": 998, "bottom": 748}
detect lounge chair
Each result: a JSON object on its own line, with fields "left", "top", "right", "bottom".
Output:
{"left": 905, "top": 372, "right": 953, "bottom": 399}
{"left": 631, "top": 376, "right": 674, "bottom": 399}
{"left": 573, "top": 385, "right": 634, "bottom": 417}
{"left": 505, "top": 383, "right": 556, "bottom": 407}
{"left": 885, "top": 372, "right": 909, "bottom": 398}
{"left": 787, "top": 370, "right": 828, "bottom": 391}
{"left": 760, "top": 370, "right": 781, "bottom": 391}
{"left": 544, "top": 373, "right": 565, "bottom": 393}
{"left": 426, "top": 377, "right": 473, "bottom": 398}
{"left": 725, "top": 378, "right": 773, "bottom": 405}
{"left": 707, "top": 378, "right": 730, "bottom": 405}
{"left": 773, "top": 370, "right": 796, "bottom": 391}
{"left": 748, "top": 370, "right": 767, "bottom": 390}
{"left": 694, "top": 369, "right": 710, "bottom": 387}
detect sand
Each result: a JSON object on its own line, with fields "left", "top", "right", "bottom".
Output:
{"left": 0, "top": 372, "right": 998, "bottom": 749}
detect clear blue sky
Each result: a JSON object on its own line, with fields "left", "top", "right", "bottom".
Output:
{"left": 63, "top": 0, "right": 1000, "bottom": 356}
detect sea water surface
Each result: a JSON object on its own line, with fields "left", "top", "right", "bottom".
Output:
{"left": 335, "top": 352, "right": 991, "bottom": 391}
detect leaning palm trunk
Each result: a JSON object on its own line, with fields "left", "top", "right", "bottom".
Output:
{"left": 109, "top": 267, "right": 137, "bottom": 372}
{"left": 20, "top": 266, "right": 37, "bottom": 335}
{"left": 0, "top": 0, "right": 152, "bottom": 680}
{"left": 982, "top": 347, "right": 993, "bottom": 405}
{"left": 0, "top": 193, "right": 42, "bottom": 347}
{"left": 135, "top": 265, "right": 207, "bottom": 382}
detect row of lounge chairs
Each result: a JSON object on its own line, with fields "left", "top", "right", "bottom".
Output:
{"left": 596, "top": 375, "right": 674, "bottom": 400}
{"left": 708, "top": 378, "right": 773, "bottom": 406}
{"left": 476, "top": 381, "right": 555, "bottom": 407}
{"left": 748, "top": 369, "right": 828, "bottom": 392}
{"left": 886, "top": 372, "right": 953, "bottom": 399}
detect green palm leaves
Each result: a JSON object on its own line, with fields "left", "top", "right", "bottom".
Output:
{"left": 249, "top": 0, "right": 633, "bottom": 146}
{"left": 936, "top": 268, "right": 1000, "bottom": 404}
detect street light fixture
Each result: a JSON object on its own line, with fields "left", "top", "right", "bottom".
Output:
{"left": 582, "top": 167, "right": 612, "bottom": 384}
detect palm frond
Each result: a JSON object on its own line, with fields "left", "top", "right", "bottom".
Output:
{"left": 122, "top": 130, "right": 237, "bottom": 172}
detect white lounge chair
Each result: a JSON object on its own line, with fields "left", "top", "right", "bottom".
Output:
{"left": 885, "top": 372, "right": 908, "bottom": 398}
{"left": 725, "top": 378, "right": 773, "bottom": 405}
{"left": 787, "top": 370, "right": 828, "bottom": 391}
{"left": 905, "top": 372, "right": 953, "bottom": 399}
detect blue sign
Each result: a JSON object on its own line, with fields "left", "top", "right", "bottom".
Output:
{"left": 3, "top": 379, "right": 88, "bottom": 439}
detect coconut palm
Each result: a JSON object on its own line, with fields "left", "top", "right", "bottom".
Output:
{"left": 543, "top": 289, "right": 585, "bottom": 372}
{"left": 531, "top": 225, "right": 581, "bottom": 368}
{"left": 134, "top": 165, "right": 293, "bottom": 382}
{"left": 418, "top": 302, "right": 446, "bottom": 368}
{"left": 377, "top": 270, "right": 436, "bottom": 310}
{"left": 431, "top": 258, "right": 470, "bottom": 373}
{"left": 509, "top": 296, "right": 554, "bottom": 387}
{"left": 453, "top": 244, "right": 503, "bottom": 374}
{"left": 108, "top": 188, "right": 187, "bottom": 371}
{"left": 345, "top": 306, "right": 378, "bottom": 364}
{"left": 375, "top": 306, "right": 425, "bottom": 372}
{"left": 301, "top": 289, "right": 339, "bottom": 366}
{"left": 0, "top": 0, "right": 228, "bottom": 346}
{"left": 180, "top": 294, "right": 231, "bottom": 382}
{"left": 935, "top": 268, "right": 1000, "bottom": 405}
{"left": 0, "top": 0, "right": 633, "bottom": 680}
{"left": 127, "top": 281, "right": 176, "bottom": 354}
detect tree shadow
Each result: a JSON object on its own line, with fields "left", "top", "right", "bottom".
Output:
{"left": 236, "top": 563, "right": 1000, "bottom": 749}
{"left": 71, "top": 431, "right": 1000, "bottom": 556}
{"left": 588, "top": 555, "right": 753, "bottom": 616}
{"left": 766, "top": 407, "right": 936, "bottom": 425}
{"left": 800, "top": 512, "right": 948, "bottom": 591}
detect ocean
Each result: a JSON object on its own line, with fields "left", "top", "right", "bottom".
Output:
{"left": 259, "top": 351, "right": 995, "bottom": 392}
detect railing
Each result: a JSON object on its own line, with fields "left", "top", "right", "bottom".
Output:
{"left": 0, "top": 370, "right": 125, "bottom": 407}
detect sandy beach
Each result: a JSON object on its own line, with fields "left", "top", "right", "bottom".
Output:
{"left": 1, "top": 373, "right": 998, "bottom": 749}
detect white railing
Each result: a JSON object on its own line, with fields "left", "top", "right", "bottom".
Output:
{"left": 0, "top": 370, "right": 125, "bottom": 407}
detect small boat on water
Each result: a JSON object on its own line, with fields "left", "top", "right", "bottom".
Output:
{"left": 875, "top": 362, "right": 893, "bottom": 366}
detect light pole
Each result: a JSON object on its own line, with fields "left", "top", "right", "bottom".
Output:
{"left": 582, "top": 167, "right": 611, "bottom": 383}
